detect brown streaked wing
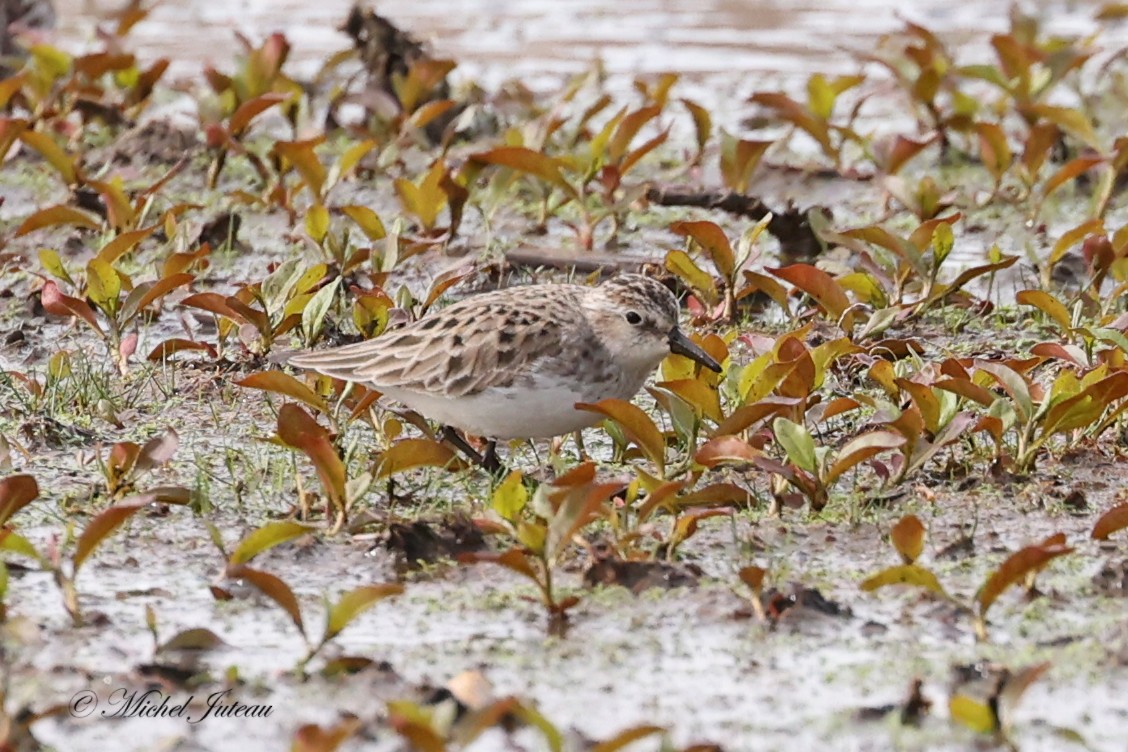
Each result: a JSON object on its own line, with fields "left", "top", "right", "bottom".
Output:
{"left": 282, "top": 285, "right": 584, "bottom": 396}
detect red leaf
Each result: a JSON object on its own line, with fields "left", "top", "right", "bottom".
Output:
{"left": 41, "top": 281, "right": 102, "bottom": 334}
{"left": 0, "top": 474, "right": 39, "bottom": 526}
{"left": 276, "top": 404, "right": 346, "bottom": 509}
{"left": 228, "top": 564, "right": 305, "bottom": 637}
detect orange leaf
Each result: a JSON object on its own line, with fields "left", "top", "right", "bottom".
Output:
{"left": 975, "top": 121, "right": 1012, "bottom": 181}
{"left": 934, "top": 377, "right": 998, "bottom": 408}
{"left": 16, "top": 205, "right": 100, "bottom": 236}
{"left": 122, "top": 272, "right": 194, "bottom": 321}
{"left": 608, "top": 104, "right": 661, "bottom": 162}
{"left": 237, "top": 371, "right": 329, "bottom": 414}
{"left": 694, "top": 435, "right": 761, "bottom": 468}
{"left": 73, "top": 495, "right": 153, "bottom": 574}
{"left": 1016, "top": 289, "right": 1073, "bottom": 333}
{"left": 671, "top": 220, "right": 736, "bottom": 279}
{"left": 375, "top": 438, "right": 463, "bottom": 478}
{"left": 1041, "top": 155, "right": 1103, "bottom": 201}
{"left": 146, "top": 338, "right": 216, "bottom": 361}
{"left": 96, "top": 226, "right": 156, "bottom": 265}
{"left": 738, "top": 565, "right": 767, "bottom": 592}
{"left": 85, "top": 178, "right": 136, "bottom": 231}
{"left": 713, "top": 397, "right": 799, "bottom": 436}
{"left": 468, "top": 146, "right": 576, "bottom": 198}
{"left": 577, "top": 398, "right": 666, "bottom": 474}
{"left": 406, "top": 98, "right": 455, "bottom": 131}
{"left": 179, "top": 292, "right": 245, "bottom": 322}
{"left": 274, "top": 137, "right": 328, "bottom": 198}
{"left": 229, "top": 92, "right": 288, "bottom": 136}
{"left": 824, "top": 430, "right": 905, "bottom": 484}
{"left": 768, "top": 264, "right": 853, "bottom": 329}
{"left": 459, "top": 547, "right": 541, "bottom": 584}
{"left": 976, "top": 539, "right": 1072, "bottom": 617}
{"left": 1092, "top": 502, "right": 1128, "bottom": 541}
{"left": 890, "top": 515, "right": 925, "bottom": 563}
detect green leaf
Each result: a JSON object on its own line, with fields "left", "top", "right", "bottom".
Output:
{"left": 19, "top": 130, "right": 78, "bottom": 185}
{"left": 157, "top": 628, "right": 226, "bottom": 653}
{"left": 664, "top": 249, "right": 718, "bottom": 304}
{"left": 38, "top": 249, "right": 74, "bottom": 286}
{"left": 260, "top": 258, "right": 304, "bottom": 315}
{"left": 772, "top": 417, "right": 817, "bottom": 474}
{"left": 977, "top": 362, "right": 1034, "bottom": 424}
{"left": 0, "top": 528, "right": 43, "bottom": 563}
{"left": 719, "top": 130, "right": 772, "bottom": 193}
{"left": 301, "top": 278, "right": 340, "bottom": 344}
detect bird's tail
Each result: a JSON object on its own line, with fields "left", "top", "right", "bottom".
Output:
{"left": 271, "top": 339, "right": 385, "bottom": 383}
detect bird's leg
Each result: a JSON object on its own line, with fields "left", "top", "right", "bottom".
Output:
{"left": 441, "top": 426, "right": 485, "bottom": 465}
{"left": 440, "top": 426, "right": 506, "bottom": 476}
{"left": 481, "top": 440, "right": 503, "bottom": 475}
{"left": 572, "top": 430, "right": 591, "bottom": 462}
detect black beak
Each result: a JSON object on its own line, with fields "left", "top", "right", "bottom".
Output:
{"left": 668, "top": 328, "right": 723, "bottom": 373}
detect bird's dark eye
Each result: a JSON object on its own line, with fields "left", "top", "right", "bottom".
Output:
{"left": 625, "top": 311, "right": 643, "bottom": 325}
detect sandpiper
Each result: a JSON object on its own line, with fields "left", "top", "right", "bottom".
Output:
{"left": 278, "top": 274, "right": 722, "bottom": 470}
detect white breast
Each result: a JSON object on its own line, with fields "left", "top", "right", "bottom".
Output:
{"left": 381, "top": 377, "right": 641, "bottom": 439}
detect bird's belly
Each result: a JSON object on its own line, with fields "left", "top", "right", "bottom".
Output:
{"left": 384, "top": 383, "right": 619, "bottom": 439}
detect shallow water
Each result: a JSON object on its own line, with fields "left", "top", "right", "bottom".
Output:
{"left": 54, "top": 0, "right": 1122, "bottom": 88}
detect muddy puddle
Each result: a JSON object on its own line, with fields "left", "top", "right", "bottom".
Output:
{"left": 12, "top": 470, "right": 1128, "bottom": 750}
